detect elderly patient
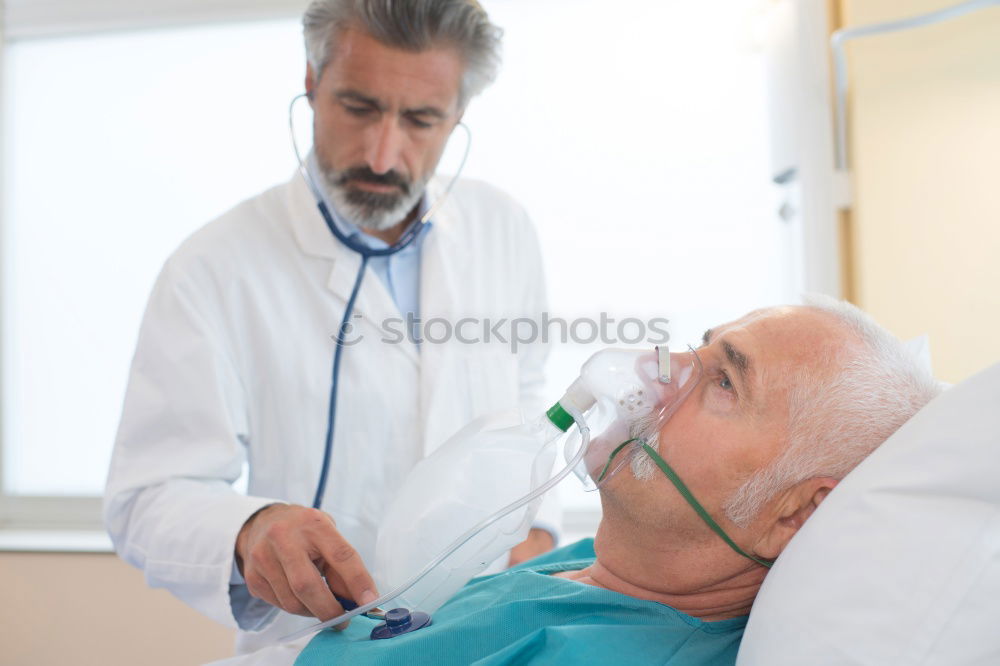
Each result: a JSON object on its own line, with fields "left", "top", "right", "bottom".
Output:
{"left": 239, "top": 299, "right": 940, "bottom": 666}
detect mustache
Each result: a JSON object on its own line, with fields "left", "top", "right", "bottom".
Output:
{"left": 628, "top": 413, "right": 660, "bottom": 445}
{"left": 336, "top": 166, "right": 410, "bottom": 195}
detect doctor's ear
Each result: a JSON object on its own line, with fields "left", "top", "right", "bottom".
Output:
{"left": 304, "top": 65, "right": 317, "bottom": 104}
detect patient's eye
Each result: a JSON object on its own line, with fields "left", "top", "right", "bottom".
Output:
{"left": 706, "top": 368, "right": 738, "bottom": 406}
{"left": 718, "top": 372, "right": 734, "bottom": 392}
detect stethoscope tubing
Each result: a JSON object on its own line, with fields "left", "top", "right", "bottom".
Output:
{"left": 312, "top": 250, "right": 370, "bottom": 509}
{"left": 287, "top": 93, "right": 471, "bottom": 510}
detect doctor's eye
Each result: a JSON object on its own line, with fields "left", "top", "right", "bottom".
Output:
{"left": 343, "top": 103, "right": 375, "bottom": 117}
{"left": 403, "top": 112, "right": 434, "bottom": 129}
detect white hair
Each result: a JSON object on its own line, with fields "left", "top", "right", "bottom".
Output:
{"left": 302, "top": 0, "right": 503, "bottom": 107}
{"left": 723, "top": 295, "right": 943, "bottom": 528}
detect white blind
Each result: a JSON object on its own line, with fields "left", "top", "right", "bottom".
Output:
{"left": 3, "top": 0, "right": 308, "bottom": 39}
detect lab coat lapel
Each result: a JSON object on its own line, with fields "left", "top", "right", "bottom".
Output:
{"left": 323, "top": 254, "right": 419, "bottom": 365}
{"left": 285, "top": 172, "right": 419, "bottom": 365}
{"left": 418, "top": 183, "right": 473, "bottom": 456}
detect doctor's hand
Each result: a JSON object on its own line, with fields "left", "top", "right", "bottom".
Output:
{"left": 235, "top": 504, "right": 379, "bottom": 623}
{"left": 508, "top": 528, "right": 555, "bottom": 567}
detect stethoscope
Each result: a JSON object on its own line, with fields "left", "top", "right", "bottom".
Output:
{"left": 287, "top": 92, "right": 472, "bottom": 512}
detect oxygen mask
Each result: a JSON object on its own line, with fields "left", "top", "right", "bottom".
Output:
{"left": 558, "top": 345, "right": 703, "bottom": 491}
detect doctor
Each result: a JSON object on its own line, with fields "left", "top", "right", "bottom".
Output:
{"left": 104, "top": 0, "right": 555, "bottom": 653}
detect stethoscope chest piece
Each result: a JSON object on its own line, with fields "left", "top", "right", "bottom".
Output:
{"left": 370, "top": 607, "right": 433, "bottom": 640}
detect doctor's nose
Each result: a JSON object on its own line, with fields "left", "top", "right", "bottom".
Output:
{"left": 365, "top": 117, "right": 406, "bottom": 175}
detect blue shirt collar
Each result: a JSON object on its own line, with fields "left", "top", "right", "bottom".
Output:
{"left": 305, "top": 152, "right": 431, "bottom": 250}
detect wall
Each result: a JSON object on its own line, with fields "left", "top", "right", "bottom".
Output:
{"left": 839, "top": 0, "right": 1000, "bottom": 382}
{"left": 0, "top": 551, "right": 235, "bottom": 665}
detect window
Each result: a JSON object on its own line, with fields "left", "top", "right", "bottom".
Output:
{"left": 1, "top": 17, "right": 306, "bottom": 527}
{"left": 1, "top": 0, "right": 794, "bottom": 537}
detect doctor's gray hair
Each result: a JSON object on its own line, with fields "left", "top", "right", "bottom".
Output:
{"left": 723, "top": 295, "right": 943, "bottom": 528}
{"left": 302, "top": 0, "right": 503, "bottom": 106}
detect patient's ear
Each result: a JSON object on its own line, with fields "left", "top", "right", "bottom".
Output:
{"left": 754, "top": 478, "right": 838, "bottom": 560}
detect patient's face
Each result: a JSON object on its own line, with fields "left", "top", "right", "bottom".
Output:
{"left": 602, "top": 306, "right": 845, "bottom": 543}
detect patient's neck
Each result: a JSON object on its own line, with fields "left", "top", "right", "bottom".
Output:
{"left": 555, "top": 522, "right": 767, "bottom": 622}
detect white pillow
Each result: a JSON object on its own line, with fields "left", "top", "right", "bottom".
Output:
{"left": 738, "top": 362, "right": 1000, "bottom": 666}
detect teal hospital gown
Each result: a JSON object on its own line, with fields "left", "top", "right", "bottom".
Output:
{"left": 295, "top": 539, "right": 746, "bottom": 665}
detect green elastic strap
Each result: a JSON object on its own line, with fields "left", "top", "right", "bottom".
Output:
{"left": 595, "top": 438, "right": 773, "bottom": 569}
{"left": 595, "top": 438, "right": 642, "bottom": 484}
{"left": 545, "top": 402, "right": 575, "bottom": 432}
{"left": 639, "top": 443, "right": 774, "bottom": 568}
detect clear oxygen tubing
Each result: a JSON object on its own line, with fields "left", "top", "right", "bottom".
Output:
{"left": 286, "top": 92, "right": 472, "bottom": 509}
{"left": 279, "top": 404, "right": 592, "bottom": 644}
{"left": 831, "top": 0, "right": 1000, "bottom": 171}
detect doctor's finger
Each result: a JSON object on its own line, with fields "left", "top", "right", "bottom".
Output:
{"left": 318, "top": 564, "right": 356, "bottom": 631}
{"left": 316, "top": 535, "right": 378, "bottom": 607}
{"left": 283, "top": 555, "right": 347, "bottom": 621}
{"left": 257, "top": 555, "right": 312, "bottom": 616}
{"left": 321, "top": 565, "right": 356, "bottom": 606}
{"left": 244, "top": 568, "right": 283, "bottom": 611}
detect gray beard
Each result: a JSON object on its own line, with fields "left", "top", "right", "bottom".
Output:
{"left": 318, "top": 164, "right": 429, "bottom": 232}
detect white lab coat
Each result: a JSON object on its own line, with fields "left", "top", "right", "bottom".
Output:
{"left": 103, "top": 171, "right": 557, "bottom": 653}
